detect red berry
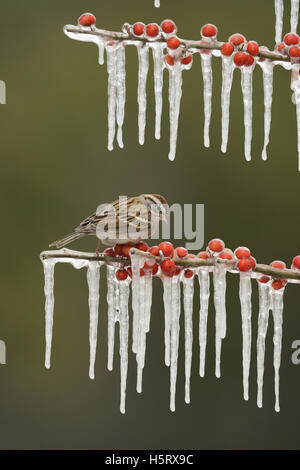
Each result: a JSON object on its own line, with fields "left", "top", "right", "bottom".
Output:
{"left": 176, "top": 247, "right": 188, "bottom": 258}
{"left": 234, "top": 51, "right": 247, "bottom": 66}
{"left": 127, "top": 267, "right": 132, "bottom": 278}
{"left": 122, "top": 244, "right": 132, "bottom": 257}
{"left": 133, "top": 22, "right": 145, "bottom": 36}
{"left": 149, "top": 246, "right": 159, "bottom": 256}
{"left": 292, "top": 255, "right": 300, "bottom": 269}
{"left": 245, "top": 54, "right": 255, "bottom": 66}
{"left": 221, "top": 42, "right": 235, "bottom": 56}
{"left": 284, "top": 33, "right": 300, "bottom": 45}
{"left": 159, "top": 241, "right": 174, "bottom": 258}
{"left": 114, "top": 244, "right": 124, "bottom": 256}
{"left": 188, "top": 254, "right": 196, "bottom": 259}
{"left": 166, "top": 54, "right": 175, "bottom": 66}
{"left": 197, "top": 251, "right": 210, "bottom": 259}
{"left": 174, "top": 266, "right": 181, "bottom": 276}
{"left": 161, "top": 19, "right": 176, "bottom": 34}
{"left": 289, "top": 46, "right": 300, "bottom": 57}
{"left": 104, "top": 248, "right": 115, "bottom": 257}
{"left": 277, "top": 43, "right": 286, "bottom": 53}
{"left": 270, "top": 260, "right": 286, "bottom": 270}
{"left": 229, "top": 33, "right": 246, "bottom": 46}
{"left": 116, "top": 269, "right": 128, "bottom": 281}
{"left": 234, "top": 247, "right": 251, "bottom": 259}
{"left": 143, "top": 259, "right": 155, "bottom": 270}
{"left": 247, "top": 41, "right": 259, "bottom": 56}
{"left": 219, "top": 252, "right": 233, "bottom": 260}
{"left": 238, "top": 259, "right": 252, "bottom": 272}
{"left": 161, "top": 259, "right": 176, "bottom": 274}
{"left": 201, "top": 24, "right": 218, "bottom": 37}
{"left": 199, "top": 39, "right": 211, "bottom": 54}
{"left": 272, "top": 279, "right": 287, "bottom": 290}
{"left": 136, "top": 242, "right": 148, "bottom": 252}
{"left": 184, "top": 269, "right": 194, "bottom": 278}
{"left": 145, "top": 23, "right": 159, "bottom": 38}
{"left": 249, "top": 256, "right": 256, "bottom": 269}
{"left": 140, "top": 268, "right": 145, "bottom": 277}
{"left": 208, "top": 238, "right": 225, "bottom": 253}
{"left": 78, "top": 13, "right": 96, "bottom": 27}
{"left": 167, "top": 36, "right": 181, "bottom": 50}
{"left": 259, "top": 275, "right": 269, "bottom": 284}
{"left": 181, "top": 54, "right": 193, "bottom": 65}
{"left": 152, "top": 263, "right": 159, "bottom": 275}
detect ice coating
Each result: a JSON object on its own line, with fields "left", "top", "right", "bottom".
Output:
{"left": 239, "top": 272, "right": 252, "bottom": 401}
{"left": 170, "top": 275, "right": 181, "bottom": 412}
{"left": 162, "top": 275, "right": 172, "bottom": 366}
{"left": 256, "top": 282, "right": 271, "bottom": 408}
{"left": 116, "top": 45, "right": 126, "bottom": 148}
{"left": 87, "top": 262, "right": 101, "bottom": 380}
{"left": 154, "top": 0, "right": 160, "bottom": 7}
{"left": 221, "top": 56, "right": 234, "bottom": 153}
{"left": 291, "top": 0, "right": 300, "bottom": 33}
{"left": 168, "top": 63, "right": 183, "bottom": 161}
{"left": 291, "top": 68, "right": 300, "bottom": 170}
{"left": 119, "top": 278, "right": 130, "bottom": 414}
{"left": 241, "top": 66, "right": 254, "bottom": 161}
{"left": 272, "top": 288, "right": 284, "bottom": 412}
{"left": 137, "top": 44, "right": 150, "bottom": 145}
{"left": 200, "top": 53, "right": 213, "bottom": 148}
{"left": 257, "top": 60, "right": 274, "bottom": 160}
{"left": 63, "top": 26, "right": 105, "bottom": 65}
{"left": 150, "top": 43, "right": 165, "bottom": 140}
{"left": 183, "top": 276, "right": 194, "bottom": 404}
{"left": 106, "top": 44, "right": 118, "bottom": 151}
{"left": 106, "top": 265, "right": 117, "bottom": 371}
{"left": 198, "top": 268, "right": 210, "bottom": 377}
{"left": 213, "top": 263, "right": 227, "bottom": 378}
{"left": 274, "top": 0, "right": 284, "bottom": 44}
{"left": 42, "top": 259, "right": 55, "bottom": 369}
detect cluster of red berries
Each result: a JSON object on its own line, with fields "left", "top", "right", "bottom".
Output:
{"left": 277, "top": 33, "right": 300, "bottom": 60}
{"left": 221, "top": 33, "right": 258, "bottom": 67}
{"left": 132, "top": 19, "right": 177, "bottom": 39}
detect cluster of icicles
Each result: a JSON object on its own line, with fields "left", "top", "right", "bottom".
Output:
{"left": 154, "top": 0, "right": 160, "bottom": 7}
{"left": 64, "top": 8, "right": 300, "bottom": 169}
{"left": 40, "top": 241, "right": 299, "bottom": 414}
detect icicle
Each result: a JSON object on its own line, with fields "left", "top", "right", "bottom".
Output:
{"left": 198, "top": 268, "right": 210, "bottom": 377}
{"left": 42, "top": 259, "right": 55, "bottom": 369}
{"left": 136, "top": 271, "right": 146, "bottom": 393}
{"left": 151, "top": 43, "right": 165, "bottom": 140}
{"left": 213, "top": 263, "right": 227, "bottom": 378}
{"left": 183, "top": 276, "right": 194, "bottom": 404}
{"left": 271, "top": 288, "right": 285, "bottom": 412}
{"left": 221, "top": 56, "right": 234, "bottom": 153}
{"left": 200, "top": 53, "right": 213, "bottom": 148}
{"left": 170, "top": 275, "right": 181, "bottom": 412}
{"left": 241, "top": 66, "right": 254, "bottom": 161}
{"left": 106, "top": 44, "right": 118, "bottom": 151}
{"left": 106, "top": 265, "right": 117, "bottom": 371}
{"left": 168, "top": 63, "right": 183, "bottom": 161}
{"left": 256, "top": 282, "right": 271, "bottom": 408}
{"left": 162, "top": 275, "right": 172, "bottom": 366}
{"left": 239, "top": 272, "right": 252, "bottom": 401}
{"left": 258, "top": 60, "right": 274, "bottom": 160}
{"left": 63, "top": 26, "right": 106, "bottom": 65}
{"left": 87, "top": 262, "right": 101, "bottom": 380}
{"left": 119, "top": 278, "right": 130, "bottom": 414}
{"left": 137, "top": 44, "right": 150, "bottom": 145}
{"left": 274, "top": 0, "right": 284, "bottom": 45}
{"left": 291, "top": 0, "right": 300, "bottom": 33}
{"left": 116, "top": 45, "right": 126, "bottom": 149}
{"left": 154, "top": 0, "right": 160, "bottom": 7}
{"left": 291, "top": 67, "right": 300, "bottom": 170}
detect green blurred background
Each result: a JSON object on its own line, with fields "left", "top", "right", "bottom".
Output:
{"left": 1, "top": 0, "right": 300, "bottom": 450}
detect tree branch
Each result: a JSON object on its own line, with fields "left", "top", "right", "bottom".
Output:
{"left": 63, "top": 24, "right": 290, "bottom": 63}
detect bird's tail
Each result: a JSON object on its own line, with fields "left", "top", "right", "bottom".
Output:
{"left": 49, "top": 232, "right": 84, "bottom": 249}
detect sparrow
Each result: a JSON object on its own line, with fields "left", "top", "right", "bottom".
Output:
{"left": 49, "top": 194, "right": 168, "bottom": 250}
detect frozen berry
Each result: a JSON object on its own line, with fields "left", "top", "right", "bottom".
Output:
{"left": 145, "top": 23, "right": 159, "bottom": 38}
{"left": 140, "top": 268, "right": 145, "bottom": 277}
{"left": 234, "top": 51, "right": 247, "bottom": 66}
{"left": 104, "top": 248, "right": 115, "bottom": 257}
{"left": 229, "top": 33, "right": 246, "bottom": 46}
{"left": 245, "top": 54, "right": 255, "bottom": 66}
{"left": 272, "top": 279, "right": 287, "bottom": 290}
{"left": 249, "top": 256, "right": 256, "bottom": 269}
{"left": 166, "top": 54, "right": 175, "bottom": 66}
{"left": 270, "top": 260, "right": 286, "bottom": 269}
{"left": 219, "top": 252, "right": 233, "bottom": 260}
{"left": 133, "top": 22, "right": 145, "bottom": 36}
{"left": 234, "top": 247, "right": 251, "bottom": 259}
{"left": 277, "top": 43, "right": 286, "bottom": 53}
{"left": 289, "top": 46, "right": 300, "bottom": 57}
{"left": 181, "top": 54, "right": 193, "bottom": 65}
{"left": 159, "top": 241, "right": 174, "bottom": 258}
{"left": 238, "top": 259, "right": 252, "bottom": 272}
{"left": 258, "top": 275, "right": 269, "bottom": 284}
{"left": 136, "top": 242, "right": 148, "bottom": 252}
{"left": 122, "top": 244, "right": 132, "bottom": 257}
{"left": 116, "top": 269, "right": 128, "bottom": 281}
{"left": 114, "top": 244, "right": 124, "bottom": 256}
{"left": 78, "top": 13, "right": 96, "bottom": 27}
{"left": 152, "top": 263, "right": 159, "bottom": 275}
{"left": 292, "top": 255, "right": 300, "bottom": 269}
{"left": 167, "top": 36, "right": 181, "bottom": 49}
{"left": 143, "top": 258, "right": 156, "bottom": 270}
{"left": 149, "top": 246, "right": 160, "bottom": 256}
{"left": 284, "top": 33, "right": 300, "bottom": 45}
{"left": 161, "top": 259, "right": 176, "bottom": 274}
{"left": 201, "top": 24, "right": 218, "bottom": 37}
{"left": 247, "top": 41, "right": 259, "bottom": 56}
{"left": 174, "top": 266, "right": 181, "bottom": 276}
{"left": 176, "top": 247, "right": 188, "bottom": 258}
{"left": 197, "top": 251, "right": 210, "bottom": 259}
{"left": 208, "top": 238, "right": 225, "bottom": 253}
{"left": 184, "top": 269, "right": 194, "bottom": 278}
{"left": 161, "top": 19, "right": 177, "bottom": 35}
{"left": 221, "top": 42, "right": 235, "bottom": 56}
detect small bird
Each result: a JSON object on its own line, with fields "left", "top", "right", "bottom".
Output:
{"left": 49, "top": 194, "right": 168, "bottom": 251}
